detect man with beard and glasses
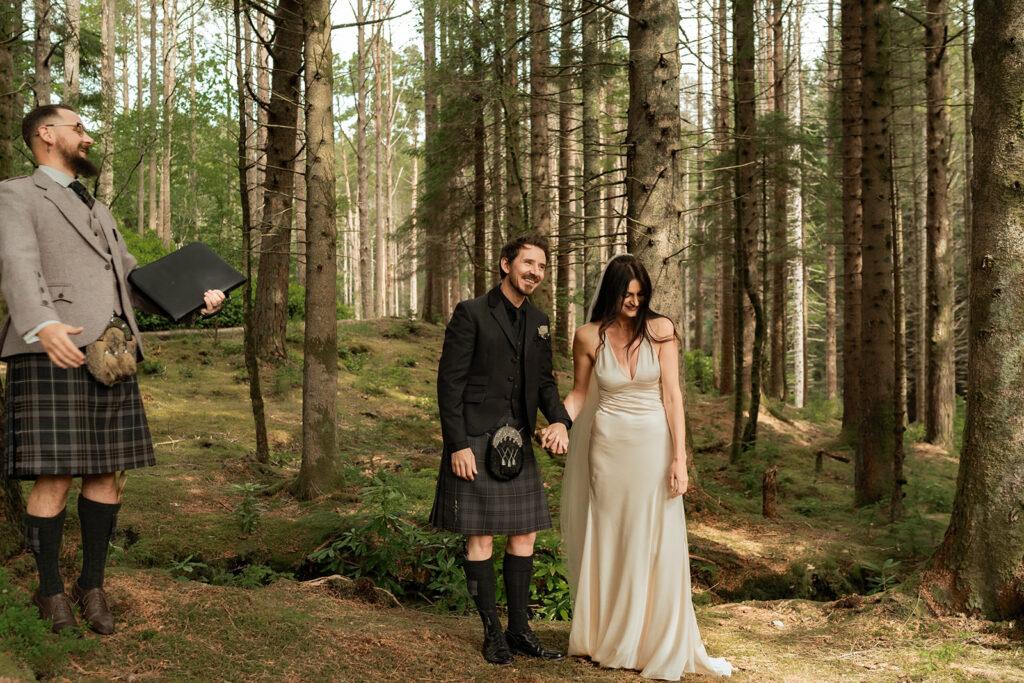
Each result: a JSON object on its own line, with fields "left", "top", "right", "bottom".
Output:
{"left": 429, "top": 233, "right": 572, "bottom": 665}
{"left": 0, "top": 104, "right": 225, "bottom": 635}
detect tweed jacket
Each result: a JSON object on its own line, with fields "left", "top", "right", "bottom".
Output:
{"left": 437, "top": 285, "right": 571, "bottom": 453}
{"left": 0, "top": 167, "right": 155, "bottom": 359}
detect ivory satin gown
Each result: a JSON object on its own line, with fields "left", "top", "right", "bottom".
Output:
{"left": 565, "top": 338, "right": 733, "bottom": 679}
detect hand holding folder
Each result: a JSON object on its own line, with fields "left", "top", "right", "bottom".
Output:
{"left": 127, "top": 242, "right": 246, "bottom": 322}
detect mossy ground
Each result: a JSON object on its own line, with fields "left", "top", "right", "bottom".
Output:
{"left": 1, "top": 320, "right": 1021, "bottom": 681}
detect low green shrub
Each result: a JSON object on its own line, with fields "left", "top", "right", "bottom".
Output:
{"left": 0, "top": 567, "right": 96, "bottom": 677}
{"left": 684, "top": 350, "right": 715, "bottom": 394}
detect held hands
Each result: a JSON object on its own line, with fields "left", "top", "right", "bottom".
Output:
{"left": 540, "top": 422, "right": 569, "bottom": 455}
{"left": 200, "top": 289, "right": 227, "bottom": 316}
{"left": 38, "top": 322, "right": 85, "bottom": 369}
{"left": 669, "top": 459, "right": 689, "bottom": 498}
{"left": 451, "top": 447, "right": 477, "bottom": 482}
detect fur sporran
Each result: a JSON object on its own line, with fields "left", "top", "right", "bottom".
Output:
{"left": 85, "top": 317, "right": 137, "bottom": 387}
{"left": 486, "top": 424, "right": 525, "bottom": 481}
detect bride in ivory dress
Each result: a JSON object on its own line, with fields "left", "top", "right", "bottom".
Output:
{"left": 560, "top": 254, "right": 733, "bottom": 680}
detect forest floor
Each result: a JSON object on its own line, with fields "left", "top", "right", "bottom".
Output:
{"left": 1, "top": 319, "right": 1022, "bottom": 681}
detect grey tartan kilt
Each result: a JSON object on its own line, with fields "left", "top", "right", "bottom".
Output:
{"left": 429, "top": 428, "right": 552, "bottom": 536}
{"left": 3, "top": 354, "right": 156, "bottom": 480}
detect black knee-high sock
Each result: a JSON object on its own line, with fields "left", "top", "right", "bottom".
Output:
{"left": 77, "top": 494, "right": 120, "bottom": 591}
{"left": 24, "top": 508, "right": 66, "bottom": 597}
{"left": 464, "top": 557, "right": 500, "bottom": 631}
{"left": 503, "top": 552, "right": 533, "bottom": 633}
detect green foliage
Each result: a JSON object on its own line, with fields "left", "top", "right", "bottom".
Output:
{"left": 528, "top": 547, "right": 572, "bottom": 621}
{"left": 0, "top": 568, "right": 96, "bottom": 677}
{"left": 684, "top": 350, "right": 715, "bottom": 394}
{"left": 169, "top": 554, "right": 210, "bottom": 580}
{"left": 228, "top": 482, "right": 269, "bottom": 534}
{"left": 139, "top": 359, "right": 165, "bottom": 375}
{"left": 797, "top": 397, "right": 840, "bottom": 423}
{"left": 308, "top": 471, "right": 470, "bottom": 611}
{"left": 861, "top": 558, "right": 902, "bottom": 594}
{"left": 918, "top": 640, "right": 965, "bottom": 670}
{"left": 338, "top": 342, "right": 371, "bottom": 373}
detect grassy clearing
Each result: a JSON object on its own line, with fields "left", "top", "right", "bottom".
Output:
{"left": 2, "top": 319, "right": 1021, "bottom": 681}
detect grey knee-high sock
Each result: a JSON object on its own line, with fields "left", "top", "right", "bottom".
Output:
{"left": 503, "top": 552, "right": 534, "bottom": 633}
{"left": 464, "top": 557, "right": 500, "bottom": 631}
{"left": 77, "top": 494, "right": 120, "bottom": 590}
{"left": 24, "top": 508, "right": 66, "bottom": 597}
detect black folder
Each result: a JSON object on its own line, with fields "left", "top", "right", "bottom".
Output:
{"left": 127, "top": 242, "right": 246, "bottom": 322}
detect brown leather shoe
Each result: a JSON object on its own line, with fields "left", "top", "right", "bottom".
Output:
{"left": 70, "top": 582, "right": 114, "bottom": 635}
{"left": 32, "top": 591, "right": 79, "bottom": 634}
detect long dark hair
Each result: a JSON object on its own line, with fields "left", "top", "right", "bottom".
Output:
{"left": 590, "top": 254, "right": 676, "bottom": 351}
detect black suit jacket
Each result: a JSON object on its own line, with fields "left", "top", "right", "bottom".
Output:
{"left": 437, "top": 286, "right": 571, "bottom": 452}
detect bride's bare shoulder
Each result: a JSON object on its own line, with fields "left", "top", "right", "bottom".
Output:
{"left": 647, "top": 316, "right": 676, "bottom": 340}
{"left": 574, "top": 322, "right": 601, "bottom": 348}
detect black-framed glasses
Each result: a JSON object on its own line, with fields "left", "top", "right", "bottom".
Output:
{"left": 39, "top": 122, "right": 88, "bottom": 136}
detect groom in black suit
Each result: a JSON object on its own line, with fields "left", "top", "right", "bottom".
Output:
{"left": 430, "top": 233, "right": 571, "bottom": 665}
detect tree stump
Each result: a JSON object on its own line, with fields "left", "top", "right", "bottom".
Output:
{"left": 762, "top": 466, "right": 778, "bottom": 519}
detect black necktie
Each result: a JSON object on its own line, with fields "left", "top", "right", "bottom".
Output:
{"left": 68, "top": 180, "right": 95, "bottom": 210}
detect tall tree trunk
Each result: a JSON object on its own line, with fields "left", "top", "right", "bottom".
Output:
{"left": 33, "top": 0, "right": 50, "bottom": 106}
{"left": 187, "top": 11, "right": 198, "bottom": 240}
{"left": 925, "top": 0, "right": 954, "bottom": 449}
{"left": 64, "top": 0, "right": 80, "bottom": 106}
{"left": 373, "top": 8, "right": 386, "bottom": 317}
{"left": 962, "top": 0, "right": 972, "bottom": 261}
{"left": 769, "top": 0, "right": 786, "bottom": 401}
{"left": 253, "top": 12, "right": 269, "bottom": 245}
{"left": 148, "top": 0, "right": 158, "bottom": 234}
{"left": 581, "top": 0, "right": 601, "bottom": 305}
{"left": 159, "top": 0, "right": 177, "bottom": 245}
{"left": 840, "top": 0, "right": 863, "bottom": 434}
{"left": 926, "top": 0, "right": 1024, "bottom": 618}
{"left": 694, "top": 2, "right": 705, "bottom": 353}
{"left": 99, "top": 0, "right": 115, "bottom": 201}
{"left": 0, "top": 0, "right": 19, "bottom": 180}
{"left": 253, "top": 0, "right": 303, "bottom": 361}
{"left": 472, "top": 0, "right": 487, "bottom": 297}
{"left": 824, "top": 0, "right": 838, "bottom": 400}
{"left": 235, "top": 0, "right": 269, "bottom": 464}
{"left": 891, "top": 135, "right": 906, "bottom": 521}
{"left": 135, "top": 0, "right": 145, "bottom": 233}
{"left": 856, "top": 0, "right": 895, "bottom": 507}
{"left": 714, "top": 0, "right": 735, "bottom": 395}
{"left": 409, "top": 132, "right": 419, "bottom": 312}
{"left": 357, "top": 0, "right": 372, "bottom": 319}
{"left": 529, "top": 0, "right": 553, "bottom": 311}
{"left": 555, "top": 0, "right": 573, "bottom": 355}
{"left": 625, "top": 0, "right": 683, "bottom": 326}
{"left": 503, "top": 0, "right": 525, "bottom": 236}
{"left": 734, "top": 0, "right": 764, "bottom": 458}
{"left": 789, "top": 6, "right": 806, "bottom": 408}
{"left": 0, "top": 377, "right": 25, "bottom": 560}
{"left": 912, "top": 111, "right": 927, "bottom": 422}
{"left": 294, "top": 92, "right": 307, "bottom": 287}
{"left": 420, "top": 0, "right": 448, "bottom": 322}
{"left": 296, "top": 0, "right": 340, "bottom": 498}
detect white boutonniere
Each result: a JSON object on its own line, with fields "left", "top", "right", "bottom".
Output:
{"left": 537, "top": 325, "right": 550, "bottom": 341}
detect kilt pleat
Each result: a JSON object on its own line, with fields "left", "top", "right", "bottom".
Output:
{"left": 429, "top": 429, "right": 552, "bottom": 536}
{"left": 3, "top": 354, "right": 155, "bottom": 479}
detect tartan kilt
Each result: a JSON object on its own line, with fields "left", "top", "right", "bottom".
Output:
{"left": 3, "top": 354, "right": 155, "bottom": 480}
{"left": 429, "top": 428, "right": 552, "bottom": 536}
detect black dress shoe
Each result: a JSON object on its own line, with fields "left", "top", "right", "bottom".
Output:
{"left": 505, "top": 628, "right": 565, "bottom": 660}
{"left": 70, "top": 582, "right": 115, "bottom": 635}
{"left": 482, "top": 626, "right": 514, "bottom": 665}
{"left": 32, "top": 591, "right": 79, "bottom": 634}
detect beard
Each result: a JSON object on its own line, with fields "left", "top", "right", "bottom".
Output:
{"left": 60, "top": 140, "right": 100, "bottom": 178}
{"left": 509, "top": 272, "right": 540, "bottom": 298}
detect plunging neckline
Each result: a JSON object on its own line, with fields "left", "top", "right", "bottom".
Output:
{"left": 604, "top": 335, "right": 645, "bottom": 382}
